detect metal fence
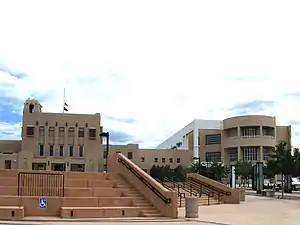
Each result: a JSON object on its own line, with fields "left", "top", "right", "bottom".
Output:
{"left": 17, "top": 172, "right": 64, "bottom": 197}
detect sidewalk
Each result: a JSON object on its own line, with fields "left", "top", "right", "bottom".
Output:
{"left": 245, "top": 189, "right": 300, "bottom": 199}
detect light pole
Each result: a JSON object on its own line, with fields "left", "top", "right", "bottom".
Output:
{"left": 193, "top": 157, "right": 201, "bottom": 174}
{"left": 100, "top": 131, "right": 110, "bottom": 172}
{"left": 205, "top": 155, "right": 209, "bottom": 169}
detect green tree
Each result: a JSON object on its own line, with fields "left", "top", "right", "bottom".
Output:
{"left": 235, "top": 161, "right": 252, "bottom": 186}
{"left": 293, "top": 148, "right": 300, "bottom": 177}
{"left": 267, "top": 141, "right": 299, "bottom": 194}
{"left": 161, "top": 165, "right": 173, "bottom": 181}
{"left": 150, "top": 165, "right": 177, "bottom": 181}
{"left": 208, "top": 163, "right": 230, "bottom": 181}
{"left": 173, "top": 165, "right": 187, "bottom": 181}
{"left": 150, "top": 165, "right": 161, "bottom": 180}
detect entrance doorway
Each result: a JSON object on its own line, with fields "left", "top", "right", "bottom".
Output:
{"left": 51, "top": 163, "right": 66, "bottom": 171}
{"left": 4, "top": 160, "right": 11, "bottom": 169}
{"left": 71, "top": 164, "right": 85, "bottom": 172}
{"left": 32, "top": 163, "right": 46, "bottom": 170}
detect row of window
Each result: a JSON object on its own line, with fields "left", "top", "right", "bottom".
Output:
{"left": 27, "top": 126, "right": 97, "bottom": 139}
{"left": 241, "top": 127, "right": 275, "bottom": 137}
{"left": 229, "top": 147, "right": 273, "bottom": 161}
{"left": 143, "top": 157, "right": 181, "bottom": 163}
{"left": 38, "top": 144, "right": 84, "bottom": 157}
{"left": 205, "top": 127, "right": 274, "bottom": 144}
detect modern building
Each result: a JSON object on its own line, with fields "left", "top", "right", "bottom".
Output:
{"left": 0, "top": 98, "right": 292, "bottom": 173}
{"left": 156, "top": 116, "right": 292, "bottom": 166}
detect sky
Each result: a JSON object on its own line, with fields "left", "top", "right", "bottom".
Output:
{"left": 1, "top": 0, "right": 300, "bottom": 148}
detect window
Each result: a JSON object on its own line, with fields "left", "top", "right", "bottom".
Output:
{"left": 263, "top": 147, "right": 273, "bottom": 161}
{"left": 241, "top": 127, "right": 259, "bottom": 137}
{"left": 127, "top": 152, "right": 133, "bottom": 159}
{"left": 78, "top": 128, "right": 84, "bottom": 137}
{"left": 29, "top": 103, "right": 34, "bottom": 113}
{"left": 229, "top": 149, "right": 238, "bottom": 162}
{"left": 48, "top": 127, "right": 55, "bottom": 137}
{"left": 162, "top": 158, "right": 166, "bottom": 163}
{"left": 4, "top": 160, "right": 11, "bottom": 169}
{"left": 242, "top": 147, "right": 257, "bottom": 161}
{"left": 68, "top": 127, "right": 75, "bottom": 137}
{"left": 39, "top": 126, "right": 45, "bottom": 137}
{"left": 263, "top": 127, "right": 274, "bottom": 136}
{"left": 39, "top": 144, "right": 44, "bottom": 156}
{"left": 78, "top": 145, "right": 84, "bottom": 157}
{"left": 141, "top": 157, "right": 145, "bottom": 162}
{"left": 26, "top": 126, "right": 34, "bottom": 136}
{"left": 169, "top": 158, "right": 173, "bottom": 163}
{"left": 154, "top": 158, "right": 158, "bottom": 163}
{"left": 58, "top": 127, "right": 65, "bottom": 137}
{"left": 205, "top": 152, "right": 221, "bottom": 162}
{"left": 59, "top": 145, "right": 64, "bottom": 156}
{"left": 88, "top": 128, "right": 96, "bottom": 139}
{"left": 49, "top": 145, "right": 54, "bottom": 156}
{"left": 205, "top": 134, "right": 221, "bottom": 145}
{"left": 69, "top": 145, "right": 74, "bottom": 157}
{"left": 263, "top": 152, "right": 269, "bottom": 161}
{"left": 176, "top": 142, "right": 182, "bottom": 147}
{"left": 177, "top": 158, "right": 181, "bottom": 163}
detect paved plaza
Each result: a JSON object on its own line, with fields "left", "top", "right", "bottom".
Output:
{"left": 0, "top": 195, "right": 299, "bottom": 225}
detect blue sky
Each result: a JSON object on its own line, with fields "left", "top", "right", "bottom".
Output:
{"left": 1, "top": 0, "right": 300, "bottom": 148}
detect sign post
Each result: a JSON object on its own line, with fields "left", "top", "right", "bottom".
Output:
{"left": 231, "top": 165, "right": 236, "bottom": 188}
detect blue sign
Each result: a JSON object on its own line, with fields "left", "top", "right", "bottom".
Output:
{"left": 39, "top": 198, "right": 47, "bottom": 209}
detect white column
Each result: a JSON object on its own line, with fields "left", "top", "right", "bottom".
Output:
{"left": 193, "top": 124, "right": 199, "bottom": 159}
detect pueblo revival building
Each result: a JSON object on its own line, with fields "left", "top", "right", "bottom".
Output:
{"left": 0, "top": 98, "right": 292, "bottom": 173}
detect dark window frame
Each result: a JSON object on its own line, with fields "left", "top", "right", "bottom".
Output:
{"left": 205, "top": 134, "right": 221, "bottom": 145}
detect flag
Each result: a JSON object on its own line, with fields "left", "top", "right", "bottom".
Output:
{"left": 63, "top": 102, "right": 68, "bottom": 112}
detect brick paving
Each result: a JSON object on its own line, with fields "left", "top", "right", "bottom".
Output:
{"left": 1, "top": 195, "right": 299, "bottom": 225}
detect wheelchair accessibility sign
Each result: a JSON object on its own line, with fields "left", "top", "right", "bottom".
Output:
{"left": 39, "top": 198, "right": 47, "bottom": 209}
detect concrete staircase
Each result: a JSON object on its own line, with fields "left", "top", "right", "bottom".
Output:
{"left": 0, "top": 170, "right": 162, "bottom": 219}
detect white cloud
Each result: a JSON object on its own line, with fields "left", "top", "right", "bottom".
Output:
{"left": 0, "top": 122, "right": 21, "bottom": 139}
{"left": 0, "top": 0, "right": 300, "bottom": 148}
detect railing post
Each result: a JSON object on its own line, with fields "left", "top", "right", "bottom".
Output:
{"left": 179, "top": 194, "right": 182, "bottom": 208}
{"left": 62, "top": 174, "right": 65, "bottom": 197}
{"left": 17, "top": 172, "right": 20, "bottom": 196}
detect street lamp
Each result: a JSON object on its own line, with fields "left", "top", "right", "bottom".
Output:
{"left": 100, "top": 131, "right": 110, "bottom": 172}
{"left": 193, "top": 157, "right": 201, "bottom": 174}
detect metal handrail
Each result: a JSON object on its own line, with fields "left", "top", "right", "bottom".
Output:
{"left": 161, "top": 177, "right": 199, "bottom": 197}
{"left": 184, "top": 179, "right": 222, "bottom": 204}
{"left": 158, "top": 179, "right": 186, "bottom": 208}
{"left": 17, "top": 171, "right": 65, "bottom": 197}
{"left": 118, "top": 158, "right": 171, "bottom": 205}
{"left": 187, "top": 177, "right": 231, "bottom": 196}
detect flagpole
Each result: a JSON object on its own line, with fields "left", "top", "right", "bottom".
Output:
{"left": 63, "top": 87, "right": 66, "bottom": 114}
